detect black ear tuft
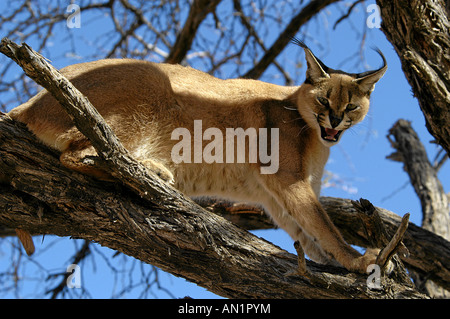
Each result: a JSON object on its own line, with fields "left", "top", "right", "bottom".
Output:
{"left": 291, "top": 37, "right": 330, "bottom": 82}
{"left": 290, "top": 36, "right": 308, "bottom": 50}
{"left": 353, "top": 48, "right": 387, "bottom": 93}
{"left": 356, "top": 48, "right": 387, "bottom": 79}
{"left": 290, "top": 37, "right": 330, "bottom": 74}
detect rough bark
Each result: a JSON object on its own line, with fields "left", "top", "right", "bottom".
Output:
{"left": 0, "top": 38, "right": 428, "bottom": 298}
{"left": 375, "top": 0, "right": 450, "bottom": 298}
{"left": 201, "top": 197, "right": 450, "bottom": 292}
{"left": 0, "top": 112, "right": 426, "bottom": 299}
{"left": 387, "top": 120, "right": 449, "bottom": 240}
{"left": 377, "top": 0, "right": 450, "bottom": 156}
{"left": 387, "top": 119, "right": 450, "bottom": 297}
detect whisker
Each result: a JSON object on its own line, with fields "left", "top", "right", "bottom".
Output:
{"left": 344, "top": 119, "right": 352, "bottom": 129}
{"left": 280, "top": 107, "right": 315, "bottom": 137}
{"left": 297, "top": 123, "right": 312, "bottom": 137}
{"left": 282, "top": 116, "right": 303, "bottom": 124}
{"left": 283, "top": 105, "right": 298, "bottom": 111}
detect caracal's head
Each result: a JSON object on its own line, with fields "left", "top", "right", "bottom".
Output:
{"left": 292, "top": 38, "right": 387, "bottom": 147}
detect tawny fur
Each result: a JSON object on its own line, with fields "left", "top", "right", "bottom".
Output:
{"left": 9, "top": 44, "right": 386, "bottom": 273}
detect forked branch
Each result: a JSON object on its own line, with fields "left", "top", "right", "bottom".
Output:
{"left": 352, "top": 199, "right": 413, "bottom": 287}
{"left": 376, "top": 213, "right": 410, "bottom": 268}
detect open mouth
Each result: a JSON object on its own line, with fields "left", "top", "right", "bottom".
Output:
{"left": 320, "top": 126, "right": 342, "bottom": 143}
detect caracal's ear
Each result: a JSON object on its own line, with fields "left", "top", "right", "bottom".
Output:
{"left": 353, "top": 49, "right": 388, "bottom": 94}
{"left": 291, "top": 37, "right": 330, "bottom": 83}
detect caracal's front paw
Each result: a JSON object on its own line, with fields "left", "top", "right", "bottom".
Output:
{"left": 351, "top": 248, "right": 380, "bottom": 274}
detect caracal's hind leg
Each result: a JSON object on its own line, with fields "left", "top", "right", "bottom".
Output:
{"left": 60, "top": 139, "right": 174, "bottom": 183}
{"left": 59, "top": 138, "right": 113, "bottom": 181}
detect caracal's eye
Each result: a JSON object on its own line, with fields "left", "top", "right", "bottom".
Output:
{"left": 346, "top": 103, "right": 358, "bottom": 111}
{"left": 317, "top": 96, "right": 330, "bottom": 107}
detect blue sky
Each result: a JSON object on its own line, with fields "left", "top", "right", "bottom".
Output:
{"left": 0, "top": 1, "right": 448, "bottom": 299}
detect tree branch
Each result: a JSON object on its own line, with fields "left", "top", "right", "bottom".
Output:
{"left": 0, "top": 113, "right": 426, "bottom": 298}
{"left": 333, "top": 0, "right": 365, "bottom": 30}
{"left": 0, "top": 37, "right": 173, "bottom": 203}
{"left": 377, "top": 0, "right": 450, "bottom": 156}
{"left": 200, "top": 197, "right": 450, "bottom": 291}
{"left": 165, "top": 0, "right": 222, "bottom": 64}
{"left": 243, "top": 0, "right": 339, "bottom": 79}
{"left": 387, "top": 119, "right": 450, "bottom": 297}
{"left": 232, "top": 0, "right": 293, "bottom": 85}
{"left": 387, "top": 119, "right": 450, "bottom": 239}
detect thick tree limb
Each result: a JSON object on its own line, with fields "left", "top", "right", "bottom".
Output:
{"left": 202, "top": 197, "right": 450, "bottom": 292}
{"left": 387, "top": 119, "right": 450, "bottom": 239}
{"left": 377, "top": 0, "right": 450, "bottom": 156}
{"left": 369, "top": 0, "right": 450, "bottom": 297}
{"left": 0, "top": 38, "right": 428, "bottom": 298}
{"left": 0, "top": 112, "right": 426, "bottom": 298}
{"left": 232, "top": 0, "right": 294, "bottom": 85}
{"left": 351, "top": 199, "right": 412, "bottom": 288}
{"left": 387, "top": 119, "right": 450, "bottom": 297}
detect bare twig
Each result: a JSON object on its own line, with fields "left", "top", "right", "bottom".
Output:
{"left": 433, "top": 148, "right": 448, "bottom": 172}
{"left": 376, "top": 213, "right": 409, "bottom": 268}
{"left": 333, "top": 0, "right": 365, "bottom": 30}
{"left": 46, "top": 240, "right": 90, "bottom": 299}
{"left": 243, "top": 0, "right": 339, "bottom": 79}
{"left": 233, "top": 0, "right": 293, "bottom": 84}
{"left": 165, "top": 0, "right": 222, "bottom": 64}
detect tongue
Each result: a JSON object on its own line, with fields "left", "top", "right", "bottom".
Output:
{"left": 325, "top": 128, "right": 340, "bottom": 139}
